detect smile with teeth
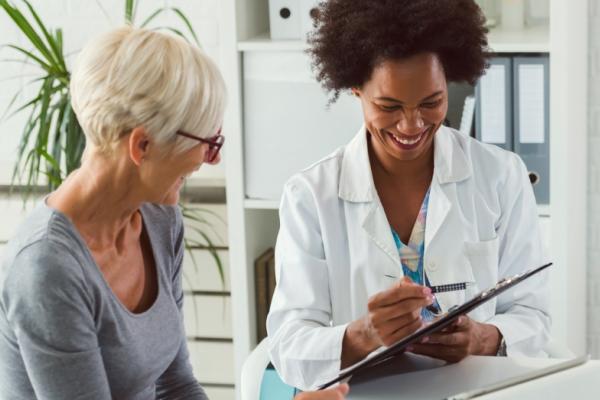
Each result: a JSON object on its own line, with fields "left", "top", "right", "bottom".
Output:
{"left": 389, "top": 129, "right": 428, "bottom": 146}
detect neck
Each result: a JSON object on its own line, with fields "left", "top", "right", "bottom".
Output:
{"left": 48, "top": 148, "right": 144, "bottom": 251}
{"left": 369, "top": 135, "right": 435, "bottom": 185}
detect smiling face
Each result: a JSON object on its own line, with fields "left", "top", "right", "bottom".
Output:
{"left": 157, "top": 143, "right": 221, "bottom": 205}
{"left": 133, "top": 132, "right": 221, "bottom": 206}
{"left": 354, "top": 53, "right": 448, "bottom": 164}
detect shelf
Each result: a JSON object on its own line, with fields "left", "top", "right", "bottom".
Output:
{"left": 238, "top": 25, "right": 550, "bottom": 54}
{"left": 238, "top": 33, "right": 306, "bottom": 52}
{"left": 487, "top": 24, "right": 549, "bottom": 53}
{"left": 244, "top": 197, "right": 551, "bottom": 218}
{"left": 537, "top": 204, "right": 551, "bottom": 217}
{"left": 244, "top": 199, "right": 280, "bottom": 210}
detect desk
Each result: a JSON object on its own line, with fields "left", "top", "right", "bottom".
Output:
{"left": 346, "top": 354, "right": 600, "bottom": 399}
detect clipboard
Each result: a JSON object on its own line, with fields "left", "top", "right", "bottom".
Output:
{"left": 319, "top": 262, "right": 553, "bottom": 389}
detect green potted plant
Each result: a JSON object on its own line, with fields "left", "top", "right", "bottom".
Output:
{"left": 0, "top": 0, "right": 226, "bottom": 286}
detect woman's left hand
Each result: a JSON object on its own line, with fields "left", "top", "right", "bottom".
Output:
{"left": 408, "top": 315, "right": 502, "bottom": 362}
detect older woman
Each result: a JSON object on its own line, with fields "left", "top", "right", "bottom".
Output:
{"left": 0, "top": 27, "right": 347, "bottom": 399}
{"left": 267, "top": 0, "right": 550, "bottom": 391}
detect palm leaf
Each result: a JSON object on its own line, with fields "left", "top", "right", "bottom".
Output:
{"left": 6, "top": 44, "right": 52, "bottom": 72}
{"left": 170, "top": 7, "right": 200, "bottom": 46}
{"left": 22, "top": 0, "right": 67, "bottom": 71}
{"left": 0, "top": 1, "right": 59, "bottom": 70}
{"left": 125, "top": 0, "right": 137, "bottom": 24}
{"left": 139, "top": 7, "right": 164, "bottom": 28}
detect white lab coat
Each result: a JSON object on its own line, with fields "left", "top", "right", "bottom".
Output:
{"left": 267, "top": 125, "right": 550, "bottom": 390}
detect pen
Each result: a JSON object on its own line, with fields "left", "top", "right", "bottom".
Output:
{"left": 383, "top": 274, "right": 474, "bottom": 293}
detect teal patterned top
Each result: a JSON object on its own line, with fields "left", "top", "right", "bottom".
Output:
{"left": 391, "top": 188, "right": 440, "bottom": 321}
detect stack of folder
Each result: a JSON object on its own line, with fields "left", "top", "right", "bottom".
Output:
{"left": 474, "top": 55, "right": 550, "bottom": 205}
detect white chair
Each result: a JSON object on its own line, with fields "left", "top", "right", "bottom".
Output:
{"left": 544, "top": 337, "right": 576, "bottom": 358}
{"left": 241, "top": 338, "right": 272, "bottom": 400}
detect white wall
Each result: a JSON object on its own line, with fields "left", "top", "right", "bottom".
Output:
{"left": 588, "top": 0, "right": 600, "bottom": 358}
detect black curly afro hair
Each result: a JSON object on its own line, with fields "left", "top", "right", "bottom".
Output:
{"left": 308, "top": 0, "right": 490, "bottom": 102}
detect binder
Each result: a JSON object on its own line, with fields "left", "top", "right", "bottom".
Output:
{"left": 459, "top": 95, "right": 476, "bottom": 136}
{"left": 269, "top": 0, "right": 302, "bottom": 40}
{"left": 513, "top": 56, "right": 550, "bottom": 205}
{"left": 447, "top": 82, "right": 476, "bottom": 132}
{"left": 255, "top": 248, "right": 275, "bottom": 341}
{"left": 299, "top": 0, "right": 321, "bottom": 40}
{"left": 475, "top": 57, "right": 513, "bottom": 151}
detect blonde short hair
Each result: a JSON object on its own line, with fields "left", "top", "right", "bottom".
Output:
{"left": 71, "top": 25, "right": 226, "bottom": 154}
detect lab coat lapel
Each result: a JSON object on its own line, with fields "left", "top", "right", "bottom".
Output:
{"left": 425, "top": 126, "right": 473, "bottom": 312}
{"left": 362, "top": 202, "right": 401, "bottom": 269}
{"left": 339, "top": 126, "right": 400, "bottom": 275}
{"left": 425, "top": 126, "right": 471, "bottom": 247}
{"left": 424, "top": 181, "right": 451, "bottom": 250}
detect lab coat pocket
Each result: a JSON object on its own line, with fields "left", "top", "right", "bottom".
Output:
{"left": 427, "top": 256, "right": 476, "bottom": 315}
{"left": 464, "top": 237, "right": 500, "bottom": 322}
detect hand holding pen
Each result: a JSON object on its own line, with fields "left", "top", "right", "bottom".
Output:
{"left": 341, "top": 276, "right": 434, "bottom": 368}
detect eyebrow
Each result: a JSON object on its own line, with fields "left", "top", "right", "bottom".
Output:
{"left": 375, "top": 91, "right": 444, "bottom": 104}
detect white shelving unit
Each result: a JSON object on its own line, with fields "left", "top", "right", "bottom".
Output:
{"left": 220, "top": 1, "right": 588, "bottom": 398}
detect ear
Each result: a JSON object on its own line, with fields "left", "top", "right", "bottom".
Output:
{"left": 129, "top": 126, "right": 150, "bottom": 166}
{"left": 351, "top": 87, "right": 361, "bottom": 97}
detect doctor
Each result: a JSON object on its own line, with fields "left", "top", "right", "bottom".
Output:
{"left": 267, "top": 0, "right": 550, "bottom": 391}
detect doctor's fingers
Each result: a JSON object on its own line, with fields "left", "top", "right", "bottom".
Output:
{"left": 408, "top": 342, "right": 469, "bottom": 363}
{"left": 423, "top": 330, "right": 470, "bottom": 347}
{"left": 381, "top": 316, "right": 424, "bottom": 346}
{"left": 368, "top": 284, "right": 432, "bottom": 309}
{"left": 370, "top": 297, "right": 432, "bottom": 324}
{"left": 374, "top": 311, "right": 422, "bottom": 339}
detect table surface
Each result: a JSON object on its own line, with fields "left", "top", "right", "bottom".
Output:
{"left": 345, "top": 353, "right": 600, "bottom": 399}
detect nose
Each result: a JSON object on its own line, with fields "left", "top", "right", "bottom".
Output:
{"left": 396, "top": 108, "right": 424, "bottom": 135}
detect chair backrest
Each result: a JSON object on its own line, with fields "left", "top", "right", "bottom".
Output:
{"left": 241, "top": 338, "right": 296, "bottom": 400}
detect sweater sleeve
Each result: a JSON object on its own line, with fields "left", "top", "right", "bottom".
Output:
{"left": 2, "top": 240, "right": 112, "bottom": 400}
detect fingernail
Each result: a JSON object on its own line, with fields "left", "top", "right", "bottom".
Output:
{"left": 421, "top": 336, "right": 429, "bottom": 343}
{"left": 427, "top": 295, "right": 435, "bottom": 304}
{"left": 422, "top": 287, "right": 431, "bottom": 295}
{"left": 407, "top": 346, "right": 414, "bottom": 352}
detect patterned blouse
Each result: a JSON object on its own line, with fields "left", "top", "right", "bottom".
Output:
{"left": 391, "top": 188, "right": 441, "bottom": 321}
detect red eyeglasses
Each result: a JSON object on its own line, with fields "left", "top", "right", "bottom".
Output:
{"left": 176, "top": 129, "right": 225, "bottom": 163}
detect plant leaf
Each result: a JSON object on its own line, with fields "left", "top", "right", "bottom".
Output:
{"left": 139, "top": 7, "right": 164, "bottom": 28}
{"left": 170, "top": 7, "right": 201, "bottom": 47}
{"left": 6, "top": 44, "right": 52, "bottom": 72}
{"left": 125, "top": 0, "right": 135, "bottom": 23}
{"left": 0, "top": 1, "right": 59, "bottom": 70}
{"left": 22, "top": 0, "right": 67, "bottom": 71}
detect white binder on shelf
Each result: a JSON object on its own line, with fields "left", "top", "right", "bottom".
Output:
{"left": 475, "top": 57, "right": 513, "bottom": 151}
{"left": 269, "top": 0, "right": 302, "bottom": 40}
{"left": 513, "top": 55, "right": 550, "bottom": 205}
{"left": 299, "top": 0, "right": 320, "bottom": 40}
{"left": 459, "top": 95, "right": 476, "bottom": 136}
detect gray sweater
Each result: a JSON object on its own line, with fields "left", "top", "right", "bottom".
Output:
{"left": 0, "top": 201, "right": 208, "bottom": 400}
